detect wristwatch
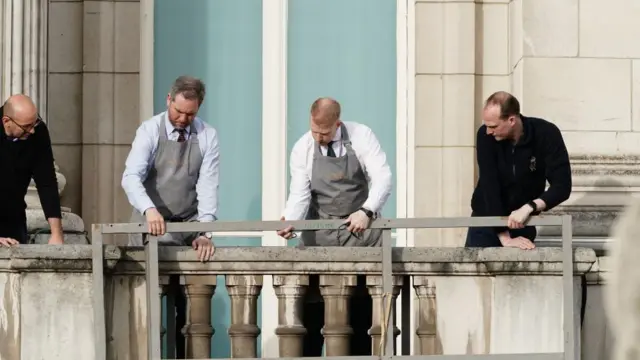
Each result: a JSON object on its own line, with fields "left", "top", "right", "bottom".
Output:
{"left": 359, "top": 207, "right": 374, "bottom": 219}
{"left": 527, "top": 201, "right": 538, "bottom": 213}
{"left": 199, "top": 231, "right": 213, "bottom": 239}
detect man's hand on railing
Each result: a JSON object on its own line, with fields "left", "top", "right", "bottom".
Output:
{"left": 507, "top": 202, "right": 538, "bottom": 229}
{"left": 499, "top": 236, "right": 535, "bottom": 250}
{"left": 0, "top": 237, "right": 18, "bottom": 247}
{"left": 277, "top": 217, "right": 295, "bottom": 239}
{"left": 144, "top": 208, "right": 166, "bottom": 236}
{"left": 192, "top": 236, "right": 215, "bottom": 262}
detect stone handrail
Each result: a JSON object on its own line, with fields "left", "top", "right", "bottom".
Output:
{"left": 0, "top": 245, "right": 596, "bottom": 275}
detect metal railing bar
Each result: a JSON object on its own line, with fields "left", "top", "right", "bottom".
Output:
{"left": 92, "top": 215, "right": 574, "bottom": 360}
{"left": 172, "top": 353, "right": 563, "bottom": 360}
{"left": 91, "top": 225, "right": 107, "bottom": 360}
{"left": 561, "top": 215, "right": 575, "bottom": 360}
{"left": 145, "top": 235, "right": 162, "bottom": 359}
{"left": 382, "top": 229, "right": 394, "bottom": 356}
{"left": 99, "top": 216, "right": 564, "bottom": 234}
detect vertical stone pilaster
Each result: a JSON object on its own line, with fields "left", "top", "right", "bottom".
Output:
{"left": 226, "top": 275, "right": 263, "bottom": 358}
{"left": 319, "top": 275, "right": 356, "bottom": 356}
{"left": 366, "top": 275, "right": 402, "bottom": 355}
{"left": 413, "top": 276, "right": 440, "bottom": 355}
{"left": 273, "top": 275, "right": 309, "bottom": 357}
{"left": 181, "top": 275, "right": 216, "bottom": 359}
{"left": 414, "top": 0, "right": 477, "bottom": 246}
{"left": 47, "top": 0, "right": 84, "bottom": 216}
{"left": 82, "top": 0, "right": 141, "bottom": 244}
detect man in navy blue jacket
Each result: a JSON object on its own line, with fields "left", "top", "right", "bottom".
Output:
{"left": 466, "top": 91, "right": 572, "bottom": 249}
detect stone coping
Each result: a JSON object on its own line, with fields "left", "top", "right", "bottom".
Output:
{"left": 0, "top": 245, "right": 597, "bottom": 276}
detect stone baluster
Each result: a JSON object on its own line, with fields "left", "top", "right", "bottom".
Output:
{"left": 319, "top": 275, "right": 356, "bottom": 356}
{"left": 181, "top": 276, "right": 216, "bottom": 359}
{"left": 366, "top": 275, "right": 403, "bottom": 355}
{"left": 226, "top": 275, "right": 263, "bottom": 358}
{"left": 413, "top": 276, "right": 440, "bottom": 355}
{"left": 273, "top": 275, "right": 309, "bottom": 357}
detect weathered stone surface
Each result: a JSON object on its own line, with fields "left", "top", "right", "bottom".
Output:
{"left": 0, "top": 245, "right": 596, "bottom": 275}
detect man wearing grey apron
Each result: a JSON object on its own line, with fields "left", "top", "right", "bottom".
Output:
{"left": 277, "top": 97, "right": 393, "bottom": 356}
{"left": 121, "top": 76, "right": 219, "bottom": 357}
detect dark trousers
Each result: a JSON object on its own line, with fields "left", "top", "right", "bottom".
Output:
{"left": 303, "top": 275, "right": 372, "bottom": 356}
{"left": 0, "top": 222, "right": 28, "bottom": 244}
{"left": 465, "top": 224, "right": 537, "bottom": 247}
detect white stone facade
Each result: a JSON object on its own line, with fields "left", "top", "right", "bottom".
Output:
{"left": 3, "top": 0, "right": 638, "bottom": 242}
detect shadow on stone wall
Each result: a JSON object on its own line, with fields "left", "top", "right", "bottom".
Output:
{"left": 537, "top": 177, "right": 625, "bottom": 239}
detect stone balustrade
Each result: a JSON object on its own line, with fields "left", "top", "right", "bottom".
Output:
{"left": 0, "top": 245, "right": 605, "bottom": 359}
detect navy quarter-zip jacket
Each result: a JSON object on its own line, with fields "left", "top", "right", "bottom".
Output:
{"left": 471, "top": 115, "right": 572, "bottom": 229}
{"left": 0, "top": 106, "right": 61, "bottom": 233}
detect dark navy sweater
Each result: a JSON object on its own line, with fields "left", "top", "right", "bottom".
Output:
{"left": 471, "top": 116, "right": 572, "bottom": 230}
{"left": 0, "top": 106, "right": 61, "bottom": 226}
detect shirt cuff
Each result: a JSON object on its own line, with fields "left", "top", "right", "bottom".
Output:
{"left": 361, "top": 199, "right": 378, "bottom": 214}
{"left": 198, "top": 215, "right": 217, "bottom": 222}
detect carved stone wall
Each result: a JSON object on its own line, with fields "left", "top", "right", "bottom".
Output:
{"left": 539, "top": 155, "right": 640, "bottom": 237}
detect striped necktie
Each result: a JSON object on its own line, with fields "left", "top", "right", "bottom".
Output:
{"left": 176, "top": 129, "right": 186, "bottom": 143}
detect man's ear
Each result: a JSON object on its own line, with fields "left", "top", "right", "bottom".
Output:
{"left": 1, "top": 115, "right": 8, "bottom": 124}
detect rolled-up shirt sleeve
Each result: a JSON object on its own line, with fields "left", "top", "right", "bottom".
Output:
{"left": 121, "top": 123, "right": 156, "bottom": 215}
{"left": 195, "top": 128, "right": 220, "bottom": 222}
{"left": 358, "top": 126, "right": 392, "bottom": 214}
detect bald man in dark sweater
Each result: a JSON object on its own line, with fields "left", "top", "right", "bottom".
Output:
{"left": 0, "top": 95, "right": 63, "bottom": 246}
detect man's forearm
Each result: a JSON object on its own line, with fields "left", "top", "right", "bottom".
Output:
{"left": 532, "top": 199, "right": 547, "bottom": 212}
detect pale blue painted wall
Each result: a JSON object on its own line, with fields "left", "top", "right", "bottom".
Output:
{"left": 287, "top": 0, "right": 398, "bottom": 245}
{"left": 154, "top": 0, "right": 263, "bottom": 357}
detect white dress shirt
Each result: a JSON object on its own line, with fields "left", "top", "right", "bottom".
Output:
{"left": 282, "top": 121, "right": 393, "bottom": 221}
{"left": 121, "top": 112, "right": 220, "bottom": 222}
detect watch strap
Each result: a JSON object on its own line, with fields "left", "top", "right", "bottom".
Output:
{"left": 359, "top": 207, "right": 374, "bottom": 219}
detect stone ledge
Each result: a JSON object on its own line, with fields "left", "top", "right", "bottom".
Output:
{"left": 571, "top": 154, "right": 640, "bottom": 186}
{"left": 538, "top": 206, "right": 619, "bottom": 237}
{"left": 0, "top": 245, "right": 596, "bottom": 275}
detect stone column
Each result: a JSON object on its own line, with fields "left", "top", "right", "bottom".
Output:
{"left": 0, "top": 0, "right": 48, "bottom": 114}
{"left": 226, "top": 275, "right": 263, "bottom": 358}
{"left": 366, "top": 275, "right": 402, "bottom": 355}
{"left": 181, "top": 275, "right": 216, "bottom": 359}
{"left": 273, "top": 275, "right": 309, "bottom": 357}
{"left": 319, "top": 275, "right": 356, "bottom": 356}
{"left": 413, "top": 276, "right": 440, "bottom": 355}
{"left": 0, "top": 0, "right": 86, "bottom": 244}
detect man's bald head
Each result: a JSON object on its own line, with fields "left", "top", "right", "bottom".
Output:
{"left": 2, "top": 94, "right": 40, "bottom": 139}
{"left": 310, "top": 97, "right": 341, "bottom": 125}
{"left": 4, "top": 94, "right": 38, "bottom": 122}
{"left": 309, "top": 97, "right": 343, "bottom": 146}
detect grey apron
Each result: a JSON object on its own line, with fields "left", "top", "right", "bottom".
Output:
{"left": 300, "top": 123, "right": 382, "bottom": 247}
{"left": 128, "top": 113, "right": 203, "bottom": 246}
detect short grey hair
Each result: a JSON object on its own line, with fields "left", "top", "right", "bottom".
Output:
{"left": 169, "top": 76, "right": 206, "bottom": 105}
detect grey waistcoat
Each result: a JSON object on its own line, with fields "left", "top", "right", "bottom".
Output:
{"left": 300, "top": 123, "right": 382, "bottom": 247}
{"left": 128, "top": 114, "right": 203, "bottom": 246}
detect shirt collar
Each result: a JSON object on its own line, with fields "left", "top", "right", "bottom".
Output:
{"left": 164, "top": 112, "right": 191, "bottom": 138}
{"left": 331, "top": 125, "right": 342, "bottom": 142}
